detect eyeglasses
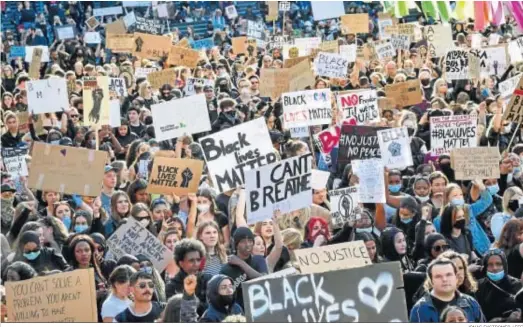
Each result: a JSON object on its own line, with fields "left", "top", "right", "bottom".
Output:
{"left": 137, "top": 281, "right": 155, "bottom": 289}
{"left": 432, "top": 244, "right": 450, "bottom": 252}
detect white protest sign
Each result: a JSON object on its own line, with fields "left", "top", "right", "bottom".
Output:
{"left": 430, "top": 115, "right": 477, "bottom": 156}
{"left": 245, "top": 154, "right": 313, "bottom": 224}
{"left": 152, "top": 94, "right": 211, "bottom": 141}
{"left": 336, "top": 89, "right": 379, "bottom": 124}
{"left": 424, "top": 25, "right": 452, "bottom": 58}
{"left": 225, "top": 5, "right": 238, "bottom": 19}
{"left": 2, "top": 147, "right": 29, "bottom": 177}
{"left": 310, "top": 1, "right": 345, "bottom": 21}
{"left": 391, "top": 34, "right": 410, "bottom": 51}
{"left": 134, "top": 67, "right": 159, "bottom": 79}
{"left": 25, "top": 46, "right": 49, "bottom": 62}
{"left": 489, "top": 33, "right": 501, "bottom": 46}
{"left": 84, "top": 32, "right": 101, "bottom": 44}
{"left": 290, "top": 126, "right": 309, "bottom": 138}
{"left": 508, "top": 38, "right": 523, "bottom": 64}
{"left": 444, "top": 49, "right": 471, "bottom": 80}
{"left": 184, "top": 78, "right": 214, "bottom": 96}
{"left": 109, "top": 99, "right": 121, "bottom": 128}
{"left": 55, "top": 25, "right": 76, "bottom": 40}
{"left": 374, "top": 41, "right": 396, "bottom": 60}
{"left": 109, "top": 77, "right": 128, "bottom": 98}
{"left": 311, "top": 169, "right": 330, "bottom": 190}
{"left": 282, "top": 89, "right": 332, "bottom": 129}
{"left": 157, "top": 3, "right": 169, "bottom": 18}
{"left": 27, "top": 78, "right": 69, "bottom": 114}
{"left": 499, "top": 74, "right": 523, "bottom": 101}
{"left": 314, "top": 52, "right": 349, "bottom": 78}
{"left": 377, "top": 127, "right": 413, "bottom": 169}
{"left": 279, "top": 1, "right": 290, "bottom": 11}
{"left": 471, "top": 33, "right": 482, "bottom": 48}
{"left": 470, "top": 46, "right": 508, "bottom": 78}
{"left": 282, "top": 37, "right": 321, "bottom": 59}
{"left": 352, "top": 159, "right": 386, "bottom": 203}
{"left": 329, "top": 186, "right": 359, "bottom": 229}
{"left": 339, "top": 44, "right": 357, "bottom": 63}
{"left": 378, "top": 18, "right": 394, "bottom": 40}
{"left": 201, "top": 118, "right": 278, "bottom": 193}
{"left": 93, "top": 6, "right": 122, "bottom": 16}
{"left": 123, "top": 11, "right": 137, "bottom": 28}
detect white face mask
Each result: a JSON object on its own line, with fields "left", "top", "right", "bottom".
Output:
{"left": 139, "top": 219, "right": 150, "bottom": 228}
{"left": 415, "top": 195, "right": 430, "bottom": 202}
{"left": 197, "top": 204, "right": 210, "bottom": 214}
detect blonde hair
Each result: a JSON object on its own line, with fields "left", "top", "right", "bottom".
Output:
{"left": 281, "top": 228, "right": 303, "bottom": 250}
{"left": 196, "top": 221, "right": 227, "bottom": 264}
{"left": 502, "top": 186, "right": 523, "bottom": 214}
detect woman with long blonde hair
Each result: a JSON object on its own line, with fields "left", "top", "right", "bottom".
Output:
{"left": 196, "top": 221, "right": 228, "bottom": 275}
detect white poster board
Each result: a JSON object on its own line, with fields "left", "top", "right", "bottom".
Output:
{"left": 225, "top": 5, "right": 238, "bottom": 19}
{"left": 351, "top": 159, "right": 386, "bottom": 203}
{"left": 377, "top": 127, "right": 413, "bottom": 169}
{"left": 184, "top": 78, "right": 214, "bottom": 96}
{"left": 314, "top": 52, "right": 349, "bottom": 78}
{"left": 84, "top": 32, "right": 101, "bottom": 44}
{"left": 508, "top": 38, "right": 523, "bottom": 64}
{"left": 282, "top": 89, "right": 332, "bottom": 129}
{"left": 430, "top": 115, "right": 477, "bottom": 156}
{"left": 109, "top": 99, "right": 121, "bottom": 128}
{"left": 25, "top": 46, "right": 50, "bottom": 62}
{"left": 311, "top": 1, "right": 345, "bottom": 21}
{"left": 329, "top": 186, "right": 359, "bottom": 229}
{"left": 93, "top": 6, "right": 123, "bottom": 16}
{"left": 27, "top": 78, "right": 69, "bottom": 114}
{"left": 311, "top": 169, "right": 330, "bottom": 190}
{"left": 336, "top": 89, "right": 379, "bottom": 124}
{"left": 123, "top": 11, "right": 137, "bottom": 28}
{"left": 339, "top": 44, "right": 357, "bottom": 63}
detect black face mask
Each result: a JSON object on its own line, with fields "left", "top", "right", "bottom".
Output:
{"left": 454, "top": 219, "right": 466, "bottom": 229}
{"left": 421, "top": 79, "right": 431, "bottom": 86}
{"left": 509, "top": 200, "right": 520, "bottom": 213}
{"left": 219, "top": 294, "right": 234, "bottom": 306}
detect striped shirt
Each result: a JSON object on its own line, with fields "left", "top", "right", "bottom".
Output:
{"left": 203, "top": 254, "right": 225, "bottom": 276}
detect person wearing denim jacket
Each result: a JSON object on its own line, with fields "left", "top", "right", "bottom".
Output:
{"left": 433, "top": 185, "right": 493, "bottom": 256}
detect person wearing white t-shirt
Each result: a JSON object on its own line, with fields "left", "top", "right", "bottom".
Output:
{"left": 101, "top": 265, "right": 134, "bottom": 322}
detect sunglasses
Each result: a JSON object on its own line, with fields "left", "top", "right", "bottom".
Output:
{"left": 137, "top": 281, "right": 154, "bottom": 289}
{"left": 433, "top": 244, "right": 450, "bottom": 252}
{"left": 24, "top": 248, "right": 40, "bottom": 254}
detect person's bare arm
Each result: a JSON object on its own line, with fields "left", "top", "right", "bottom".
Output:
{"left": 235, "top": 188, "right": 248, "bottom": 228}
{"left": 265, "top": 211, "right": 283, "bottom": 272}
{"left": 186, "top": 193, "right": 198, "bottom": 238}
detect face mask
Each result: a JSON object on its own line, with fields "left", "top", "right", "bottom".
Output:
{"left": 197, "top": 204, "right": 210, "bottom": 214}
{"left": 421, "top": 79, "right": 430, "bottom": 86}
{"left": 388, "top": 184, "right": 401, "bottom": 193}
{"left": 487, "top": 184, "right": 500, "bottom": 196}
{"left": 508, "top": 200, "right": 520, "bottom": 213}
{"left": 74, "top": 225, "right": 88, "bottom": 233}
{"left": 23, "top": 250, "right": 41, "bottom": 261}
{"left": 481, "top": 88, "right": 490, "bottom": 97}
{"left": 139, "top": 219, "right": 150, "bottom": 228}
{"left": 487, "top": 270, "right": 505, "bottom": 282}
{"left": 220, "top": 294, "right": 235, "bottom": 306}
{"left": 453, "top": 219, "right": 466, "bottom": 229}
{"left": 62, "top": 216, "right": 72, "bottom": 230}
{"left": 50, "top": 140, "right": 60, "bottom": 145}
{"left": 356, "top": 227, "right": 373, "bottom": 234}
{"left": 415, "top": 195, "right": 430, "bottom": 202}
{"left": 141, "top": 266, "right": 153, "bottom": 275}
{"left": 401, "top": 218, "right": 413, "bottom": 224}
{"left": 150, "top": 146, "right": 159, "bottom": 154}
{"left": 1, "top": 197, "right": 15, "bottom": 206}
{"left": 451, "top": 198, "right": 465, "bottom": 206}
{"left": 504, "top": 124, "right": 512, "bottom": 134}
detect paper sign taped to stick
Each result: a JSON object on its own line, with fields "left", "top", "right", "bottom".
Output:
{"left": 339, "top": 44, "right": 357, "bottom": 63}
{"left": 151, "top": 94, "right": 211, "bottom": 141}
{"left": 329, "top": 187, "right": 359, "bottom": 229}
{"left": 2, "top": 147, "right": 29, "bottom": 177}
{"left": 336, "top": 89, "right": 379, "bottom": 124}
{"left": 147, "top": 157, "right": 203, "bottom": 195}
{"left": 384, "top": 80, "right": 423, "bottom": 108}
{"left": 147, "top": 68, "right": 176, "bottom": 90}
{"left": 83, "top": 76, "right": 111, "bottom": 127}
{"left": 133, "top": 33, "right": 171, "bottom": 60}
{"left": 201, "top": 118, "right": 277, "bottom": 193}
{"left": 502, "top": 75, "right": 523, "bottom": 124}
{"left": 377, "top": 127, "right": 413, "bottom": 169}
{"left": 109, "top": 99, "right": 121, "bottom": 128}
{"left": 341, "top": 13, "right": 369, "bottom": 34}
{"left": 314, "top": 52, "right": 348, "bottom": 78}
{"left": 27, "top": 78, "right": 69, "bottom": 114}
{"left": 282, "top": 89, "right": 332, "bottom": 128}
{"left": 225, "top": 5, "right": 238, "bottom": 19}
{"left": 352, "top": 158, "right": 386, "bottom": 203}
{"left": 450, "top": 147, "right": 500, "bottom": 180}
{"left": 430, "top": 115, "right": 477, "bottom": 156}
{"left": 245, "top": 154, "right": 312, "bottom": 224}
{"left": 167, "top": 46, "right": 200, "bottom": 68}
{"left": 28, "top": 142, "right": 106, "bottom": 196}
{"left": 106, "top": 34, "right": 134, "bottom": 52}
{"left": 294, "top": 240, "right": 371, "bottom": 274}
{"left": 106, "top": 218, "right": 174, "bottom": 272}
{"left": 6, "top": 269, "right": 97, "bottom": 322}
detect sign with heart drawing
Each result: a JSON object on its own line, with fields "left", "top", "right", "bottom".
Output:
{"left": 241, "top": 262, "right": 407, "bottom": 323}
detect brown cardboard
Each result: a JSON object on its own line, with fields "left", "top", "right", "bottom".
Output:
{"left": 28, "top": 48, "right": 42, "bottom": 79}
{"left": 6, "top": 269, "right": 97, "bottom": 322}
{"left": 232, "top": 36, "right": 248, "bottom": 54}
{"left": 450, "top": 147, "right": 501, "bottom": 180}
{"left": 17, "top": 111, "right": 29, "bottom": 134}
{"left": 28, "top": 142, "right": 106, "bottom": 196}
{"left": 106, "top": 33, "right": 134, "bottom": 53}
{"left": 147, "top": 156, "right": 203, "bottom": 195}
{"left": 341, "top": 13, "right": 369, "bottom": 35}
{"left": 176, "top": 37, "right": 190, "bottom": 48}
{"left": 147, "top": 68, "right": 176, "bottom": 90}
{"left": 384, "top": 79, "right": 423, "bottom": 108}
{"left": 283, "top": 55, "right": 309, "bottom": 68}
{"left": 166, "top": 46, "right": 200, "bottom": 67}
{"left": 133, "top": 33, "right": 172, "bottom": 60}
{"left": 260, "top": 59, "right": 315, "bottom": 101}
{"left": 105, "top": 19, "right": 127, "bottom": 34}
{"left": 266, "top": 1, "right": 278, "bottom": 21}
{"left": 85, "top": 16, "right": 100, "bottom": 30}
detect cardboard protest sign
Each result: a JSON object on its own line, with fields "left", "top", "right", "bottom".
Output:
{"left": 147, "top": 68, "right": 176, "bottom": 90}
{"left": 310, "top": 1, "right": 345, "bottom": 21}
{"left": 106, "top": 34, "right": 134, "bottom": 52}
{"left": 329, "top": 187, "right": 359, "bottom": 229}
{"left": 242, "top": 262, "right": 408, "bottom": 322}
{"left": 85, "top": 16, "right": 100, "bottom": 29}
{"left": 503, "top": 75, "right": 523, "bottom": 124}
{"left": 147, "top": 157, "right": 203, "bottom": 195}
{"left": 107, "top": 218, "right": 173, "bottom": 271}
{"left": 27, "top": 78, "right": 69, "bottom": 114}
{"left": 508, "top": 38, "right": 523, "bottom": 64}
{"left": 260, "top": 59, "right": 315, "bottom": 101}
{"left": 184, "top": 77, "right": 214, "bottom": 96}
{"left": 17, "top": 112, "right": 29, "bottom": 134}
{"left": 450, "top": 147, "right": 500, "bottom": 181}
{"left": 352, "top": 158, "right": 386, "bottom": 203}
{"left": 133, "top": 33, "right": 171, "bottom": 60}
{"left": 6, "top": 269, "right": 97, "bottom": 322}
{"left": 340, "top": 14, "right": 369, "bottom": 35}
{"left": 444, "top": 49, "right": 471, "bottom": 80}
{"left": 151, "top": 94, "right": 211, "bottom": 141}
{"left": 430, "top": 115, "right": 477, "bottom": 156}
{"left": 423, "top": 25, "right": 452, "bottom": 58}
{"left": 377, "top": 127, "right": 413, "bottom": 169}
{"left": 28, "top": 47, "right": 42, "bottom": 79}
{"left": 2, "top": 147, "right": 29, "bottom": 177}
{"left": 232, "top": 36, "right": 248, "bottom": 55}
{"left": 282, "top": 89, "right": 332, "bottom": 129}
{"left": 339, "top": 44, "right": 357, "bottom": 63}
{"left": 105, "top": 19, "right": 127, "bottom": 34}
{"left": 384, "top": 80, "right": 423, "bottom": 108}
{"left": 225, "top": 5, "right": 238, "bottom": 19}
{"left": 54, "top": 25, "right": 76, "bottom": 41}
{"left": 93, "top": 6, "right": 122, "bottom": 16}
{"left": 336, "top": 89, "right": 379, "bottom": 125}
{"left": 283, "top": 37, "right": 321, "bottom": 59}
{"left": 108, "top": 77, "right": 127, "bottom": 99}
{"left": 374, "top": 41, "right": 396, "bottom": 61}
{"left": 314, "top": 52, "right": 348, "bottom": 78}
{"left": 167, "top": 46, "right": 200, "bottom": 68}
{"left": 338, "top": 126, "right": 385, "bottom": 168}
{"left": 295, "top": 240, "right": 371, "bottom": 274}
{"left": 84, "top": 32, "right": 101, "bottom": 44}
{"left": 28, "top": 142, "right": 106, "bottom": 196}
{"left": 25, "top": 46, "right": 49, "bottom": 63}
{"left": 245, "top": 154, "right": 312, "bottom": 224}
{"left": 135, "top": 16, "right": 162, "bottom": 35}
{"left": 83, "top": 76, "right": 111, "bottom": 127}
{"left": 201, "top": 118, "right": 277, "bottom": 193}
{"left": 266, "top": 1, "right": 278, "bottom": 21}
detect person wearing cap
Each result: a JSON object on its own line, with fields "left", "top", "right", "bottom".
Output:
{"left": 219, "top": 227, "right": 268, "bottom": 310}
{"left": 211, "top": 98, "right": 241, "bottom": 132}
{"left": 101, "top": 165, "right": 118, "bottom": 217}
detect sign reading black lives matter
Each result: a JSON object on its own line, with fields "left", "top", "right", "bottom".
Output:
{"left": 503, "top": 75, "right": 523, "bottom": 124}
{"left": 242, "top": 262, "right": 408, "bottom": 323}
{"left": 135, "top": 16, "right": 162, "bottom": 35}
{"left": 338, "top": 125, "right": 386, "bottom": 167}
{"left": 430, "top": 115, "right": 477, "bottom": 156}
{"left": 201, "top": 118, "right": 278, "bottom": 193}
{"left": 245, "top": 153, "right": 313, "bottom": 224}
{"left": 328, "top": 186, "right": 359, "bottom": 228}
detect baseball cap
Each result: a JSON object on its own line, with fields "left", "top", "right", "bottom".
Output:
{"left": 104, "top": 165, "right": 118, "bottom": 174}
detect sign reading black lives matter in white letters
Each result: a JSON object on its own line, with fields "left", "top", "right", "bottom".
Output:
{"left": 201, "top": 118, "right": 278, "bottom": 193}
{"left": 328, "top": 186, "right": 359, "bottom": 228}
{"left": 242, "top": 262, "right": 408, "bottom": 323}
{"left": 245, "top": 153, "right": 312, "bottom": 224}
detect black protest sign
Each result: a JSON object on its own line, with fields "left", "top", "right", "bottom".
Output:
{"left": 135, "top": 16, "right": 162, "bottom": 35}
{"left": 338, "top": 125, "right": 385, "bottom": 167}
{"left": 242, "top": 262, "right": 408, "bottom": 322}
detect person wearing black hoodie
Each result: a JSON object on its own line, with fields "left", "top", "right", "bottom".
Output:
{"left": 380, "top": 226, "right": 414, "bottom": 272}
{"left": 199, "top": 274, "right": 243, "bottom": 322}
{"left": 415, "top": 233, "right": 450, "bottom": 273}
{"left": 15, "top": 231, "right": 70, "bottom": 274}
{"left": 211, "top": 98, "right": 242, "bottom": 132}
{"left": 393, "top": 196, "right": 421, "bottom": 254}
{"left": 476, "top": 249, "right": 523, "bottom": 322}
